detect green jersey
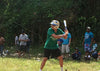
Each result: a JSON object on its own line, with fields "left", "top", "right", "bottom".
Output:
{"left": 44, "top": 28, "right": 64, "bottom": 49}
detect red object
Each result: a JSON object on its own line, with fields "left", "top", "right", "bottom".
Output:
{"left": 98, "top": 53, "right": 100, "bottom": 55}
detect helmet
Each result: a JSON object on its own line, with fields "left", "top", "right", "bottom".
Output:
{"left": 50, "top": 20, "right": 60, "bottom": 29}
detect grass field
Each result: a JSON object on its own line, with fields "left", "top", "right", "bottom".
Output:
{"left": 0, "top": 45, "right": 100, "bottom": 71}
{"left": 0, "top": 56, "right": 100, "bottom": 71}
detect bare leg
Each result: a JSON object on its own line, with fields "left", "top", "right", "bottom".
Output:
{"left": 40, "top": 57, "right": 48, "bottom": 70}
{"left": 58, "top": 56, "right": 63, "bottom": 71}
{"left": 58, "top": 56, "right": 63, "bottom": 67}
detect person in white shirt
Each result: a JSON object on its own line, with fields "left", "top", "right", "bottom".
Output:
{"left": 18, "top": 31, "right": 28, "bottom": 57}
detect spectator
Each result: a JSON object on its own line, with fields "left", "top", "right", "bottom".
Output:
{"left": 26, "top": 37, "right": 31, "bottom": 53}
{"left": 18, "top": 30, "right": 28, "bottom": 57}
{"left": 91, "top": 40, "right": 98, "bottom": 61}
{"left": 0, "top": 34, "right": 5, "bottom": 57}
{"left": 82, "top": 26, "right": 94, "bottom": 53}
{"left": 72, "top": 48, "right": 81, "bottom": 60}
{"left": 15, "top": 33, "right": 19, "bottom": 52}
{"left": 61, "top": 32, "right": 71, "bottom": 59}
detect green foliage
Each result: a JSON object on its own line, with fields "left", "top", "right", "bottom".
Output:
{"left": 0, "top": 0, "right": 100, "bottom": 46}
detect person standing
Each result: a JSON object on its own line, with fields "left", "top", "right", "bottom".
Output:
{"left": 0, "top": 34, "right": 5, "bottom": 57}
{"left": 82, "top": 26, "right": 94, "bottom": 52}
{"left": 61, "top": 32, "right": 71, "bottom": 59}
{"left": 15, "top": 33, "right": 19, "bottom": 52}
{"left": 39, "top": 20, "right": 68, "bottom": 71}
{"left": 26, "top": 37, "right": 31, "bottom": 53}
{"left": 19, "top": 31, "right": 28, "bottom": 57}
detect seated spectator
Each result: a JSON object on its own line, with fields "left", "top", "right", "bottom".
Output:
{"left": 91, "top": 40, "right": 98, "bottom": 61}
{"left": 92, "top": 51, "right": 98, "bottom": 61}
{"left": 72, "top": 48, "right": 81, "bottom": 60}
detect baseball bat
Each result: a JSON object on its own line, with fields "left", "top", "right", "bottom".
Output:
{"left": 63, "top": 20, "right": 67, "bottom": 30}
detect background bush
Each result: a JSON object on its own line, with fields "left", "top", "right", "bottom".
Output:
{"left": 0, "top": 0, "right": 100, "bottom": 48}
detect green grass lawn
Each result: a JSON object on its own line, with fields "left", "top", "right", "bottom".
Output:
{"left": 1, "top": 45, "right": 100, "bottom": 71}
{"left": 0, "top": 57, "right": 100, "bottom": 71}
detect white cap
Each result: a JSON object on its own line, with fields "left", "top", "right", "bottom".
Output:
{"left": 87, "top": 26, "right": 91, "bottom": 30}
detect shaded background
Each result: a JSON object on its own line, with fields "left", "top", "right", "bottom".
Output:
{"left": 0, "top": 0, "right": 100, "bottom": 49}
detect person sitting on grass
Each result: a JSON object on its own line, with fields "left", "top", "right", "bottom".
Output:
{"left": 91, "top": 39, "right": 98, "bottom": 61}
{"left": 72, "top": 48, "right": 81, "bottom": 60}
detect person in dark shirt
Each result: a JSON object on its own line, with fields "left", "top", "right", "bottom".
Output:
{"left": 72, "top": 48, "right": 81, "bottom": 60}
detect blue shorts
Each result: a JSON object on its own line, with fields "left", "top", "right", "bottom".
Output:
{"left": 84, "top": 44, "right": 91, "bottom": 52}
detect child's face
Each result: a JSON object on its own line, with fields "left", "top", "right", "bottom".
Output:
{"left": 51, "top": 25, "right": 58, "bottom": 30}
